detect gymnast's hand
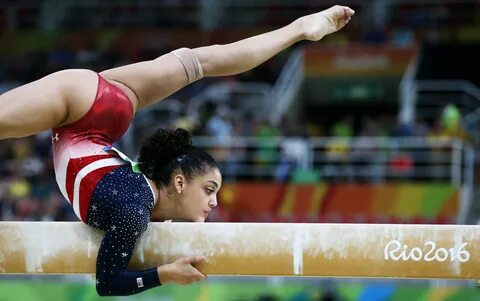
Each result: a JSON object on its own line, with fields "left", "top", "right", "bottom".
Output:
{"left": 157, "top": 256, "right": 207, "bottom": 285}
{"left": 299, "top": 5, "right": 355, "bottom": 41}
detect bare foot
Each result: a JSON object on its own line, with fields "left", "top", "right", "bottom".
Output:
{"left": 300, "top": 5, "right": 355, "bottom": 41}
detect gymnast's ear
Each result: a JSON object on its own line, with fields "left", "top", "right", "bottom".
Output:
{"left": 173, "top": 173, "right": 186, "bottom": 194}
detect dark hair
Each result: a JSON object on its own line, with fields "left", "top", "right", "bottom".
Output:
{"left": 138, "top": 128, "right": 218, "bottom": 187}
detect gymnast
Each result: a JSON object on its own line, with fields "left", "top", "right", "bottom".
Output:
{"left": 0, "top": 5, "right": 354, "bottom": 296}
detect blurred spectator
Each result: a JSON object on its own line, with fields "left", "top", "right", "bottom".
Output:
{"left": 74, "top": 40, "right": 101, "bottom": 70}
{"left": 361, "top": 25, "right": 387, "bottom": 44}
{"left": 173, "top": 115, "right": 197, "bottom": 132}
{"left": 324, "top": 116, "right": 354, "bottom": 181}
{"left": 204, "top": 104, "right": 243, "bottom": 180}
{"left": 46, "top": 44, "right": 74, "bottom": 74}
{"left": 8, "top": 176, "right": 31, "bottom": 200}
{"left": 276, "top": 122, "right": 310, "bottom": 182}
{"left": 433, "top": 104, "right": 470, "bottom": 142}
{"left": 206, "top": 104, "right": 233, "bottom": 145}
{"left": 253, "top": 118, "right": 280, "bottom": 179}
{"left": 389, "top": 152, "right": 414, "bottom": 178}
{"left": 392, "top": 27, "right": 415, "bottom": 46}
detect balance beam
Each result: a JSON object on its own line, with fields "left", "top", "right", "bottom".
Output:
{"left": 0, "top": 222, "right": 479, "bottom": 279}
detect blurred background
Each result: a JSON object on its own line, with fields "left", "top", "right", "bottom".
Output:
{"left": 0, "top": 0, "right": 479, "bottom": 300}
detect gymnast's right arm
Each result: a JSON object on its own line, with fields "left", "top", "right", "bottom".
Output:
{"left": 95, "top": 204, "right": 206, "bottom": 296}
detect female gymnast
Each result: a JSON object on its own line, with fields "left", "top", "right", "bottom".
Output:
{"left": 0, "top": 5, "right": 354, "bottom": 296}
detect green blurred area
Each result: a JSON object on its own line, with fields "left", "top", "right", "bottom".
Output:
{"left": 0, "top": 280, "right": 478, "bottom": 301}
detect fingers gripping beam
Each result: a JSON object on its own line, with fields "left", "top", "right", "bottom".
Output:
{"left": 0, "top": 222, "right": 479, "bottom": 279}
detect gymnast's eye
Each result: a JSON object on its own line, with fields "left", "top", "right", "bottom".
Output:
{"left": 205, "top": 187, "right": 214, "bottom": 194}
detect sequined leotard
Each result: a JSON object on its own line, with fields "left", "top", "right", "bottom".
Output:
{"left": 52, "top": 73, "right": 160, "bottom": 296}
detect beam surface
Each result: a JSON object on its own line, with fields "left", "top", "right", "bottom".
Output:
{"left": 0, "top": 222, "right": 479, "bottom": 279}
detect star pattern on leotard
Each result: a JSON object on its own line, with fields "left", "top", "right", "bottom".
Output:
{"left": 84, "top": 165, "right": 156, "bottom": 295}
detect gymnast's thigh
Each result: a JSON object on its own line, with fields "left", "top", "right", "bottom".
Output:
{"left": 0, "top": 69, "right": 99, "bottom": 138}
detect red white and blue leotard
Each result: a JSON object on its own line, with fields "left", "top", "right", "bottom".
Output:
{"left": 52, "top": 73, "right": 134, "bottom": 222}
{"left": 51, "top": 74, "right": 160, "bottom": 296}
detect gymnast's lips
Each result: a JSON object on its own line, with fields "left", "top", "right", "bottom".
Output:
{"left": 203, "top": 210, "right": 211, "bottom": 217}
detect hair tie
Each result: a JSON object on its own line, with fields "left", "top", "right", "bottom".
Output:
{"left": 176, "top": 154, "right": 187, "bottom": 162}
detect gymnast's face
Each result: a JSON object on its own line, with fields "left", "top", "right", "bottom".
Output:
{"left": 174, "top": 168, "right": 222, "bottom": 222}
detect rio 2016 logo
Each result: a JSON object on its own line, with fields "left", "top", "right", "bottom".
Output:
{"left": 384, "top": 240, "right": 470, "bottom": 262}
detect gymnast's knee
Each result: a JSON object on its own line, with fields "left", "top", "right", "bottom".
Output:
{"left": 0, "top": 126, "right": 10, "bottom": 140}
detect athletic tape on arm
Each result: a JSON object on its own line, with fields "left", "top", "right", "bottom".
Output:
{"left": 171, "top": 48, "right": 204, "bottom": 84}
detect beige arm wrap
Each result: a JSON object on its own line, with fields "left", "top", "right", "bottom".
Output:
{"left": 171, "top": 48, "right": 204, "bottom": 83}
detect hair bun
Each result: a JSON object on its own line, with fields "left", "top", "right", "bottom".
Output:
{"left": 138, "top": 128, "right": 193, "bottom": 174}
{"left": 171, "top": 128, "right": 192, "bottom": 152}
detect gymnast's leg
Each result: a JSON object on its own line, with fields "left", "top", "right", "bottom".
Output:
{"left": 0, "top": 69, "right": 98, "bottom": 139}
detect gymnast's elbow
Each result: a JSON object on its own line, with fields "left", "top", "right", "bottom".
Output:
{"left": 96, "top": 282, "right": 112, "bottom": 297}
{"left": 96, "top": 280, "right": 120, "bottom": 297}
{"left": 96, "top": 286, "right": 124, "bottom": 297}
{"left": 96, "top": 279, "right": 136, "bottom": 297}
